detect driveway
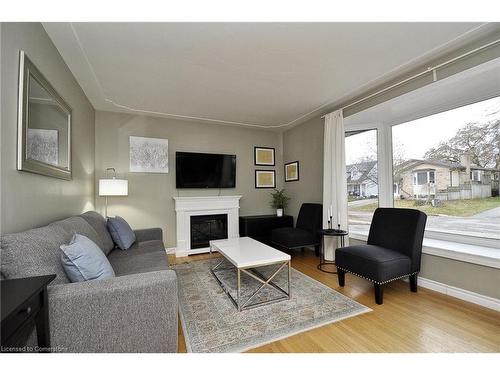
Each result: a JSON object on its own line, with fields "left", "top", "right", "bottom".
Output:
{"left": 473, "top": 206, "right": 500, "bottom": 219}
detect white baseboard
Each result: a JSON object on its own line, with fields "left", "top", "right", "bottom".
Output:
{"left": 417, "top": 276, "right": 500, "bottom": 312}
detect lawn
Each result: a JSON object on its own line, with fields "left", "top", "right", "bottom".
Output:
{"left": 356, "top": 196, "right": 500, "bottom": 217}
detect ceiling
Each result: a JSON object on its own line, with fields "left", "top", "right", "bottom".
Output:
{"left": 345, "top": 57, "right": 500, "bottom": 128}
{"left": 43, "top": 22, "right": 495, "bottom": 129}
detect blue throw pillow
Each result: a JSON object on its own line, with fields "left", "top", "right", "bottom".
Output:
{"left": 60, "top": 234, "right": 115, "bottom": 282}
{"left": 107, "top": 216, "right": 136, "bottom": 250}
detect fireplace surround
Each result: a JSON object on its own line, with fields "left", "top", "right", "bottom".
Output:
{"left": 173, "top": 196, "right": 242, "bottom": 256}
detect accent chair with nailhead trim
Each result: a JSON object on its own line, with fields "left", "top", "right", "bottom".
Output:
{"left": 335, "top": 208, "right": 427, "bottom": 305}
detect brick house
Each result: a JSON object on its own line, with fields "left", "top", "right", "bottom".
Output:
{"left": 394, "top": 157, "right": 499, "bottom": 200}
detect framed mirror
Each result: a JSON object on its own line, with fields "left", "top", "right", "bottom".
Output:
{"left": 17, "top": 51, "right": 72, "bottom": 180}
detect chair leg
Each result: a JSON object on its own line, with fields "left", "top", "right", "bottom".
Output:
{"left": 374, "top": 283, "right": 384, "bottom": 305}
{"left": 314, "top": 245, "right": 320, "bottom": 257}
{"left": 337, "top": 269, "right": 345, "bottom": 287}
{"left": 409, "top": 274, "right": 418, "bottom": 292}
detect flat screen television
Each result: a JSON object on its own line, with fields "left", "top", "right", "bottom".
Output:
{"left": 176, "top": 152, "right": 236, "bottom": 188}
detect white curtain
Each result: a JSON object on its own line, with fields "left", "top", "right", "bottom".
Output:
{"left": 323, "top": 109, "right": 349, "bottom": 260}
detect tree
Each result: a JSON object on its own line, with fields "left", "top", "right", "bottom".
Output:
{"left": 424, "top": 120, "right": 500, "bottom": 169}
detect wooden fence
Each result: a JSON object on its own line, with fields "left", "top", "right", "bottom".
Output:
{"left": 436, "top": 182, "right": 492, "bottom": 201}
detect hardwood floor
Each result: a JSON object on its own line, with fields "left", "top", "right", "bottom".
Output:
{"left": 169, "top": 251, "right": 500, "bottom": 353}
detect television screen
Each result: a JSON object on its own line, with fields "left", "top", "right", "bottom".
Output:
{"left": 176, "top": 152, "right": 236, "bottom": 188}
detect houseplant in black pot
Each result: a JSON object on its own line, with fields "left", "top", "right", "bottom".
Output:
{"left": 270, "top": 189, "right": 290, "bottom": 217}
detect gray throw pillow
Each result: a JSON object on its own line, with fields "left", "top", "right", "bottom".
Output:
{"left": 60, "top": 234, "right": 115, "bottom": 282}
{"left": 107, "top": 216, "right": 136, "bottom": 250}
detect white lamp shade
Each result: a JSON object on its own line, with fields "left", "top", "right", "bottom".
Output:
{"left": 99, "top": 178, "right": 128, "bottom": 196}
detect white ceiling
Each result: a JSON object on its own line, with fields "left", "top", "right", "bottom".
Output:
{"left": 43, "top": 22, "right": 495, "bottom": 129}
{"left": 345, "top": 57, "right": 500, "bottom": 128}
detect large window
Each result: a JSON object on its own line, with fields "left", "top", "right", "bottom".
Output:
{"left": 345, "top": 129, "right": 379, "bottom": 233}
{"left": 392, "top": 96, "right": 500, "bottom": 240}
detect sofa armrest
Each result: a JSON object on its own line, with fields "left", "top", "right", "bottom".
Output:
{"left": 48, "top": 270, "right": 177, "bottom": 352}
{"left": 134, "top": 227, "right": 163, "bottom": 242}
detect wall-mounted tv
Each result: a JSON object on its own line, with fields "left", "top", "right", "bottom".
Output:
{"left": 176, "top": 152, "right": 236, "bottom": 188}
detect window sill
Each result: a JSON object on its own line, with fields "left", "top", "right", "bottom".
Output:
{"left": 348, "top": 231, "right": 500, "bottom": 269}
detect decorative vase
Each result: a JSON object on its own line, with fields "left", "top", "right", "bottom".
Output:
{"left": 276, "top": 208, "right": 283, "bottom": 217}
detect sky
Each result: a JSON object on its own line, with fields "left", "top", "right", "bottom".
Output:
{"left": 345, "top": 95, "right": 500, "bottom": 165}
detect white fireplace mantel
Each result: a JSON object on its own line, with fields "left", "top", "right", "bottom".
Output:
{"left": 173, "top": 196, "right": 242, "bottom": 257}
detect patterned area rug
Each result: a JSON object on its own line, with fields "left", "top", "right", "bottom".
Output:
{"left": 174, "top": 258, "right": 371, "bottom": 353}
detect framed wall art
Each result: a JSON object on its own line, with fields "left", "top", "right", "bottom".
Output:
{"left": 129, "top": 136, "right": 169, "bottom": 173}
{"left": 254, "top": 146, "right": 275, "bottom": 166}
{"left": 255, "top": 170, "right": 276, "bottom": 189}
{"left": 285, "top": 161, "right": 299, "bottom": 182}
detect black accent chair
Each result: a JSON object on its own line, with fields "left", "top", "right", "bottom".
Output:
{"left": 335, "top": 208, "right": 427, "bottom": 305}
{"left": 271, "top": 203, "right": 323, "bottom": 255}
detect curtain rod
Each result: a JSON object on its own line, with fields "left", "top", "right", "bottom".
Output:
{"left": 321, "top": 38, "right": 500, "bottom": 119}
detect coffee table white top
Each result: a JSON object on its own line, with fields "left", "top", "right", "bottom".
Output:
{"left": 210, "top": 237, "right": 291, "bottom": 269}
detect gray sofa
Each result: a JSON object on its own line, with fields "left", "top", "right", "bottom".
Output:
{"left": 0, "top": 211, "right": 178, "bottom": 353}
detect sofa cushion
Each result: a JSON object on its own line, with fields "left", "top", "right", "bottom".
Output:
{"left": 107, "top": 216, "right": 136, "bottom": 250}
{"left": 80, "top": 211, "right": 115, "bottom": 255}
{"left": 335, "top": 244, "right": 411, "bottom": 283}
{"left": 271, "top": 227, "right": 317, "bottom": 248}
{"left": 60, "top": 234, "right": 115, "bottom": 282}
{"left": 107, "top": 240, "right": 169, "bottom": 276}
{"left": 49, "top": 217, "right": 102, "bottom": 251}
{"left": 0, "top": 224, "right": 71, "bottom": 285}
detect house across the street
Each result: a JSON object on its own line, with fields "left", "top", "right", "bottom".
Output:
{"left": 394, "top": 155, "right": 500, "bottom": 200}
{"left": 346, "top": 161, "right": 378, "bottom": 198}
{"left": 347, "top": 155, "right": 500, "bottom": 201}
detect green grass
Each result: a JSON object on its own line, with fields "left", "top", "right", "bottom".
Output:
{"left": 355, "top": 196, "right": 500, "bottom": 217}
{"left": 348, "top": 196, "right": 364, "bottom": 202}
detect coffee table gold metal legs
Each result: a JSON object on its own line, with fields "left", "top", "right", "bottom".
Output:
{"left": 210, "top": 258, "right": 291, "bottom": 312}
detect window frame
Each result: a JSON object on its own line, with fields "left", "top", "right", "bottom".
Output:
{"left": 344, "top": 120, "right": 499, "bottom": 249}
{"left": 471, "top": 170, "right": 481, "bottom": 182}
{"left": 413, "top": 170, "right": 435, "bottom": 185}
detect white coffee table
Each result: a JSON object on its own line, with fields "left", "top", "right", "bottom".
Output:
{"left": 209, "top": 237, "right": 291, "bottom": 311}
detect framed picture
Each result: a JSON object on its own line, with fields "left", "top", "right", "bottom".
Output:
{"left": 255, "top": 170, "right": 276, "bottom": 189}
{"left": 129, "top": 136, "right": 169, "bottom": 173}
{"left": 285, "top": 161, "right": 299, "bottom": 182}
{"left": 254, "top": 146, "right": 275, "bottom": 166}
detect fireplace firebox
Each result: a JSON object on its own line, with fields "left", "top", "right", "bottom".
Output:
{"left": 190, "top": 214, "right": 228, "bottom": 250}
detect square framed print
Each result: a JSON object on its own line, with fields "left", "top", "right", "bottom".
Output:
{"left": 285, "top": 161, "right": 299, "bottom": 182}
{"left": 254, "top": 146, "right": 275, "bottom": 166}
{"left": 255, "top": 170, "right": 276, "bottom": 189}
{"left": 129, "top": 136, "right": 169, "bottom": 173}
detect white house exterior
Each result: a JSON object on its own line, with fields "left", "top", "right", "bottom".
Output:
{"left": 346, "top": 161, "right": 378, "bottom": 198}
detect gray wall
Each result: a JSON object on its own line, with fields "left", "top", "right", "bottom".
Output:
{"left": 282, "top": 116, "right": 324, "bottom": 221}
{"left": 1, "top": 23, "right": 95, "bottom": 234}
{"left": 94, "top": 111, "right": 283, "bottom": 247}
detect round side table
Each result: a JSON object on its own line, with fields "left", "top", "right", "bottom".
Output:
{"left": 317, "top": 228, "right": 349, "bottom": 274}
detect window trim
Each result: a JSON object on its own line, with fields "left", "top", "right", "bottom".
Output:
{"left": 413, "top": 170, "right": 435, "bottom": 186}
{"left": 345, "top": 116, "right": 499, "bottom": 246}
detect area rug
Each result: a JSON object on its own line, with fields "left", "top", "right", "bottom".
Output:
{"left": 173, "top": 258, "right": 371, "bottom": 352}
